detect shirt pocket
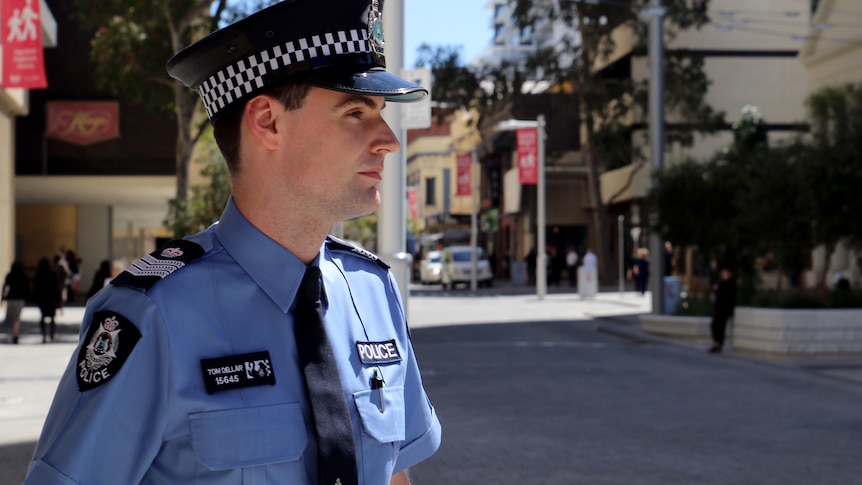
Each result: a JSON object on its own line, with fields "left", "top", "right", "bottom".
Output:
{"left": 353, "top": 385, "right": 406, "bottom": 443}
{"left": 189, "top": 402, "right": 308, "bottom": 472}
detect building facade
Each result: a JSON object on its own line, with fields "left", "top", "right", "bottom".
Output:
{"left": 1, "top": 0, "right": 57, "bottom": 281}
{"left": 8, "top": 0, "right": 176, "bottom": 296}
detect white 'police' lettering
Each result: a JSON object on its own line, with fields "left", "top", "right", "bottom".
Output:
{"left": 355, "top": 339, "right": 402, "bottom": 365}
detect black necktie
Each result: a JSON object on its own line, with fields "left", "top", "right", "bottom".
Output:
{"left": 294, "top": 265, "right": 358, "bottom": 485}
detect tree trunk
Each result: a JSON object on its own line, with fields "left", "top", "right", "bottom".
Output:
{"left": 173, "top": 83, "right": 197, "bottom": 202}
{"left": 817, "top": 242, "right": 836, "bottom": 292}
{"left": 578, "top": 23, "right": 614, "bottom": 284}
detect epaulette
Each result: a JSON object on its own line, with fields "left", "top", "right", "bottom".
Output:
{"left": 111, "top": 239, "right": 205, "bottom": 290}
{"left": 326, "top": 236, "right": 390, "bottom": 269}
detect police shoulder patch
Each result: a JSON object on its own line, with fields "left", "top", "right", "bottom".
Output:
{"left": 77, "top": 311, "right": 142, "bottom": 392}
{"left": 326, "top": 235, "right": 390, "bottom": 269}
{"left": 111, "top": 239, "right": 205, "bottom": 290}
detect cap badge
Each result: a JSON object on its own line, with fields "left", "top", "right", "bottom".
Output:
{"left": 369, "top": 0, "right": 385, "bottom": 55}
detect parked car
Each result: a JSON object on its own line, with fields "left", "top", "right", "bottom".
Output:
{"left": 419, "top": 250, "right": 443, "bottom": 285}
{"left": 440, "top": 246, "right": 493, "bottom": 289}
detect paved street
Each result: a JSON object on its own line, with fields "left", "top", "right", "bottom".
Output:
{"left": 3, "top": 288, "right": 862, "bottom": 484}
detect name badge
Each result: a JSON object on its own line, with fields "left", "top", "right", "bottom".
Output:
{"left": 356, "top": 339, "right": 402, "bottom": 365}
{"left": 200, "top": 351, "right": 275, "bottom": 394}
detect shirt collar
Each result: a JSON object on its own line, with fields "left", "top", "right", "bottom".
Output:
{"left": 214, "top": 196, "right": 315, "bottom": 314}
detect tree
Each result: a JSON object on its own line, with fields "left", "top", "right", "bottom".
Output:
{"left": 498, "top": 0, "right": 724, "bottom": 281}
{"left": 802, "top": 84, "right": 862, "bottom": 289}
{"left": 164, "top": 129, "right": 231, "bottom": 237}
{"left": 71, "top": 1, "right": 274, "bottom": 222}
{"left": 652, "top": 106, "right": 771, "bottom": 301}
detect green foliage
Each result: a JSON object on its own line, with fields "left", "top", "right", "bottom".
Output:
{"left": 164, "top": 132, "right": 231, "bottom": 237}
{"left": 655, "top": 83, "right": 862, "bottom": 295}
{"left": 803, "top": 84, "right": 862, "bottom": 253}
{"left": 70, "top": 0, "right": 277, "bottom": 201}
{"left": 674, "top": 290, "right": 713, "bottom": 316}
{"left": 414, "top": 45, "right": 482, "bottom": 112}
{"left": 343, "top": 214, "right": 378, "bottom": 249}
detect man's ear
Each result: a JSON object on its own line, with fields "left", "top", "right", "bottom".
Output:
{"left": 243, "top": 95, "right": 281, "bottom": 150}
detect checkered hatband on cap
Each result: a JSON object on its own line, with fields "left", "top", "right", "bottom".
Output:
{"left": 197, "top": 29, "right": 372, "bottom": 119}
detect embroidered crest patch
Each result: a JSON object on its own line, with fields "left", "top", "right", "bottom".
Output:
{"left": 77, "top": 311, "right": 142, "bottom": 392}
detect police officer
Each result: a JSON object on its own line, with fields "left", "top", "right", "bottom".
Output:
{"left": 25, "top": 1, "right": 441, "bottom": 483}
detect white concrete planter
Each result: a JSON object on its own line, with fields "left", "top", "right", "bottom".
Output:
{"left": 733, "top": 306, "right": 862, "bottom": 355}
{"left": 640, "top": 314, "right": 711, "bottom": 345}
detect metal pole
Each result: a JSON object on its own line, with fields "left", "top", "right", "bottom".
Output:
{"left": 618, "top": 215, "right": 625, "bottom": 297}
{"left": 470, "top": 146, "right": 478, "bottom": 292}
{"left": 380, "top": 0, "right": 410, "bottom": 312}
{"left": 536, "top": 115, "right": 547, "bottom": 301}
{"left": 646, "top": 0, "right": 665, "bottom": 314}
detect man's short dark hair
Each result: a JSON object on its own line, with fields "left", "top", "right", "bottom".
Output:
{"left": 213, "top": 81, "right": 313, "bottom": 173}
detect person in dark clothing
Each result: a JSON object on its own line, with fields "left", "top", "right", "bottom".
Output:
{"left": 87, "top": 260, "right": 112, "bottom": 299}
{"left": 65, "top": 249, "right": 82, "bottom": 304}
{"left": 34, "top": 258, "right": 62, "bottom": 343}
{"left": 632, "top": 248, "right": 650, "bottom": 295}
{"left": 709, "top": 267, "right": 737, "bottom": 353}
{"left": 525, "top": 247, "right": 537, "bottom": 286}
{"left": 2, "top": 261, "right": 30, "bottom": 344}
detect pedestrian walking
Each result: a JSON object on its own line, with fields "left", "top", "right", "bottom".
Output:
{"left": 33, "top": 258, "right": 62, "bottom": 343}
{"left": 25, "top": 1, "right": 440, "bottom": 483}
{"left": 2, "top": 261, "right": 30, "bottom": 344}
{"left": 632, "top": 248, "right": 650, "bottom": 296}
{"left": 708, "top": 267, "right": 737, "bottom": 353}
{"left": 566, "top": 246, "right": 579, "bottom": 288}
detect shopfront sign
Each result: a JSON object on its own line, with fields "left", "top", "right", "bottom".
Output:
{"left": 47, "top": 101, "right": 120, "bottom": 145}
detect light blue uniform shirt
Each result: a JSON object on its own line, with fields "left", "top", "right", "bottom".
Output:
{"left": 26, "top": 198, "right": 441, "bottom": 484}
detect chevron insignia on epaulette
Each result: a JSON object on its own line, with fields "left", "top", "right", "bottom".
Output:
{"left": 111, "top": 239, "right": 205, "bottom": 289}
{"left": 326, "top": 236, "right": 390, "bottom": 269}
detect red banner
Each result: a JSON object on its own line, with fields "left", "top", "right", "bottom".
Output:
{"left": 407, "top": 186, "right": 418, "bottom": 220}
{"left": 47, "top": 101, "right": 120, "bottom": 145}
{"left": 2, "top": 0, "right": 47, "bottom": 89}
{"left": 456, "top": 152, "right": 473, "bottom": 196}
{"left": 517, "top": 128, "right": 538, "bottom": 185}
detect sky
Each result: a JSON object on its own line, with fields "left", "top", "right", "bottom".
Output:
{"left": 404, "top": 0, "right": 492, "bottom": 68}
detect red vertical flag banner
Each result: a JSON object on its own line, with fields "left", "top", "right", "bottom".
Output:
{"left": 456, "top": 152, "right": 473, "bottom": 196}
{"left": 516, "top": 128, "right": 538, "bottom": 185}
{"left": 2, "top": 0, "right": 48, "bottom": 89}
{"left": 406, "top": 187, "right": 418, "bottom": 220}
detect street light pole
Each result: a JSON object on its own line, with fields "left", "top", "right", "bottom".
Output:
{"left": 645, "top": 0, "right": 666, "bottom": 314}
{"left": 618, "top": 215, "right": 625, "bottom": 297}
{"left": 536, "top": 115, "right": 547, "bottom": 301}
{"left": 470, "top": 146, "right": 478, "bottom": 292}
{"left": 495, "top": 116, "right": 546, "bottom": 300}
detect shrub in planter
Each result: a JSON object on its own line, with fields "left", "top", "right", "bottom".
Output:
{"left": 675, "top": 291, "right": 714, "bottom": 316}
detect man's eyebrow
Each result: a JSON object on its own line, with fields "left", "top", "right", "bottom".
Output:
{"left": 335, "top": 94, "right": 386, "bottom": 111}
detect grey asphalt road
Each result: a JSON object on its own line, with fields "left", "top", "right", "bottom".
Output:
{"left": 407, "top": 315, "right": 862, "bottom": 484}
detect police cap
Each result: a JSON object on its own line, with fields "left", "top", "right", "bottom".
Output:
{"left": 166, "top": 0, "right": 427, "bottom": 123}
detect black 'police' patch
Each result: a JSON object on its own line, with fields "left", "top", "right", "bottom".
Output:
{"left": 200, "top": 351, "right": 276, "bottom": 394}
{"left": 77, "top": 311, "right": 142, "bottom": 392}
{"left": 356, "top": 339, "right": 402, "bottom": 365}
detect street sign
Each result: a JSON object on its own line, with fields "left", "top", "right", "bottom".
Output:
{"left": 2, "top": 0, "right": 48, "bottom": 88}
{"left": 456, "top": 152, "right": 472, "bottom": 196}
{"left": 402, "top": 67, "right": 432, "bottom": 129}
